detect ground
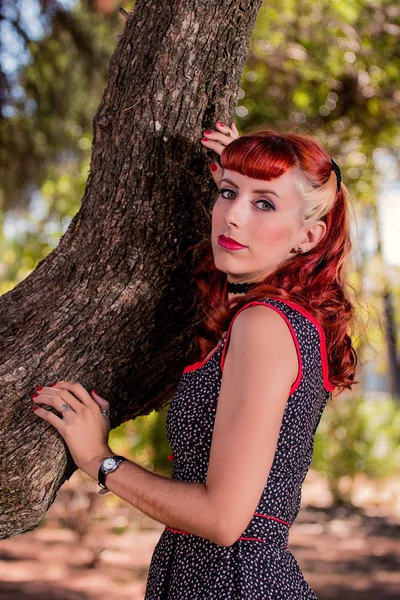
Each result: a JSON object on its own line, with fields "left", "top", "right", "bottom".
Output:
{"left": 0, "top": 470, "right": 399, "bottom": 599}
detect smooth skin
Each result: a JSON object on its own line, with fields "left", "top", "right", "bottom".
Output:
{"left": 32, "top": 122, "right": 326, "bottom": 547}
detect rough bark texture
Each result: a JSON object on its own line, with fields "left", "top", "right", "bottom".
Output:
{"left": 0, "top": 0, "right": 263, "bottom": 538}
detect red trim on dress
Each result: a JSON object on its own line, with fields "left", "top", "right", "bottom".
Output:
{"left": 165, "top": 512, "right": 290, "bottom": 548}
{"left": 273, "top": 298, "right": 335, "bottom": 392}
{"left": 165, "top": 513, "right": 290, "bottom": 535}
{"left": 219, "top": 301, "right": 303, "bottom": 396}
{"left": 183, "top": 297, "right": 336, "bottom": 394}
{"left": 183, "top": 341, "right": 223, "bottom": 373}
{"left": 182, "top": 298, "right": 335, "bottom": 392}
{"left": 253, "top": 513, "right": 291, "bottom": 527}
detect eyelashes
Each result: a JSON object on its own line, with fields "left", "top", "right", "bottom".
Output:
{"left": 218, "top": 188, "right": 276, "bottom": 211}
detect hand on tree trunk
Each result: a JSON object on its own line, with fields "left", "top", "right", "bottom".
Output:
{"left": 32, "top": 381, "right": 112, "bottom": 471}
{"left": 201, "top": 121, "right": 240, "bottom": 189}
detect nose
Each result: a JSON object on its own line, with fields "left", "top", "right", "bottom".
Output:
{"left": 223, "top": 197, "right": 245, "bottom": 228}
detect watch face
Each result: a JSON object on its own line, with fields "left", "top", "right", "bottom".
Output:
{"left": 103, "top": 457, "right": 117, "bottom": 471}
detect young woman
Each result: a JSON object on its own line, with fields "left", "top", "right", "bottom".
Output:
{"left": 31, "top": 122, "right": 358, "bottom": 599}
{"left": 144, "top": 123, "right": 358, "bottom": 599}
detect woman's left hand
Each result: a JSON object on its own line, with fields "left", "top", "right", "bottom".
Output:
{"left": 32, "top": 381, "right": 112, "bottom": 473}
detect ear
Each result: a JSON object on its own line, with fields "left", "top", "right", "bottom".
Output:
{"left": 299, "top": 220, "right": 327, "bottom": 252}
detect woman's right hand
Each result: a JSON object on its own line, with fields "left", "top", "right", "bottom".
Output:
{"left": 201, "top": 121, "right": 240, "bottom": 189}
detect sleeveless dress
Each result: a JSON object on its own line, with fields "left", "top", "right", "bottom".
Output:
{"left": 144, "top": 297, "right": 335, "bottom": 599}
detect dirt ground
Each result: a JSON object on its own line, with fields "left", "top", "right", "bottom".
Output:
{"left": 1, "top": 469, "right": 399, "bottom": 600}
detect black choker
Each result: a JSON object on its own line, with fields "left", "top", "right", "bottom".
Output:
{"left": 227, "top": 281, "right": 254, "bottom": 294}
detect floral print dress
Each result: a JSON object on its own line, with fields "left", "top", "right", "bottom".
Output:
{"left": 144, "top": 297, "right": 335, "bottom": 599}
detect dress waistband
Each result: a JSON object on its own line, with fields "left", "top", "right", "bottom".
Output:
{"left": 164, "top": 513, "right": 290, "bottom": 549}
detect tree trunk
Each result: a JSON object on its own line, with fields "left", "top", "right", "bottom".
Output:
{"left": 383, "top": 288, "right": 400, "bottom": 397}
{"left": 371, "top": 196, "right": 400, "bottom": 399}
{"left": 0, "top": 0, "right": 263, "bottom": 539}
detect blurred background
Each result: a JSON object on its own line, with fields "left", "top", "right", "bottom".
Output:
{"left": 1, "top": 0, "right": 399, "bottom": 598}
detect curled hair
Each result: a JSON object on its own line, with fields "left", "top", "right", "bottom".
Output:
{"left": 192, "top": 130, "right": 361, "bottom": 395}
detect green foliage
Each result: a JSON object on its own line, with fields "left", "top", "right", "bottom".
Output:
{"left": 108, "top": 407, "right": 173, "bottom": 475}
{"left": 0, "top": 153, "right": 90, "bottom": 294}
{"left": 238, "top": 0, "right": 400, "bottom": 205}
{"left": 312, "top": 395, "right": 400, "bottom": 504}
{"left": 1, "top": 1, "right": 125, "bottom": 212}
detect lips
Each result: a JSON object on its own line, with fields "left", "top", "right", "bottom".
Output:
{"left": 218, "top": 235, "right": 247, "bottom": 250}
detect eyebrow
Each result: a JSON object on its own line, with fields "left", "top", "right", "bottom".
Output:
{"left": 220, "top": 178, "right": 281, "bottom": 200}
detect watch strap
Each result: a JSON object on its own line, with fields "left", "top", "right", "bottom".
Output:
{"left": 98, "top": 455, "right": 127, "bottom": 494}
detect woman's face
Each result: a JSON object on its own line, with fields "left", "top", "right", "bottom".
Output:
{"left": 211, "top": 168, "right": 306, "bottom": 283}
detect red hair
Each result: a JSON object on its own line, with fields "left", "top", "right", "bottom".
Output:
{"left": 192, "top": 130, "right": 359, "bottom": 395}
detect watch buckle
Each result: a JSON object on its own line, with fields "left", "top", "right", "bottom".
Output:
{"left": 98, "top": 482, "right": 110, "bottom": 495}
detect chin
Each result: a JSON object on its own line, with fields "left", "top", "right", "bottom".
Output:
{"left": 212, "top": 254, "right": 234, "bottom": 274}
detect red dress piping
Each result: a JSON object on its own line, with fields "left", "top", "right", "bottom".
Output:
{"left": 183, "top": 298, "right": 335, "bottom": 393}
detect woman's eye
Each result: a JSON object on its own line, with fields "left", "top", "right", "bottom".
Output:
{"left": 218, "top": 188, "right": 275, "bottom": 211}
{"left": 219, "top": 188, "right": 236, "bottom": 200}
{"left": 255, "top": 200, "right": 275, "bottom": 211}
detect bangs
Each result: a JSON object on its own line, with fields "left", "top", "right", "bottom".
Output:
{"left": 220, "top": 132, "right": 298, "bottom": 181}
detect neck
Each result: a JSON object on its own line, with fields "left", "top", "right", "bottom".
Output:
{"left": 227, "top": 279, "right": 255, "bottom": 303}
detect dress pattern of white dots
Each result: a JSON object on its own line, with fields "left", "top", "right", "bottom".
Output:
{"left": 144, "top": 297, "right": 335, "bottom": 599}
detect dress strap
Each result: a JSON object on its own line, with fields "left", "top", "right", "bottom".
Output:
{"left": 219, "top": 300, "right": 303, "bottom": 396}
{"left": 220, "top": 297, "right": 335, "bottom": 393}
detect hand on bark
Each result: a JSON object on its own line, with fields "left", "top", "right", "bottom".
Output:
{"left": 31, "top": 381, "right": 112, "bottom": 471}
{"left": 201, "top": 121, "right": 240, "bottom": 189}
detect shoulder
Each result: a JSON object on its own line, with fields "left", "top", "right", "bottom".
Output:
{"left": 232, "top": 302, "right": 291, "bottom": 331}
{"left": 231, "top": 303, "right": 298, "bottom": 352}
{"left": 223, "top": 303, "right": 299, "bottom": 388}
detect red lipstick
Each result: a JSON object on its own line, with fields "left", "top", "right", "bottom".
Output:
{"left": 218, "top": 235, "right": 247, "bottom": 250}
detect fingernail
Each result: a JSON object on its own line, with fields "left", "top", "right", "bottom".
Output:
{"left": 36, "top": 386, "right": 43, "bottom": 391}
{"left": 33, "top": 406, "right": 39, "bottom": 411}
{"left": 204, "top": 130, "right": 212, "bottom": 134}
{"left": 49, "top": 382, "right": 57, "bottom": 386}
{"left": 217, "top": 121, "right": 224, "bottom": 126}
{"left": 201, "top": 137, "right": 208, "bottom": 142}
{"left": 210, "top": 163, "right": 218, "bottom": 172}
{"left": 92, "top": 389, "right": 99, "bottom": 396}
{"left": 32, "top": 393, "right": 39, "bottom": 398}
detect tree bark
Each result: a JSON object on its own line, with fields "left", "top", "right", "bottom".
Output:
{"left": 0, "top": 0, "right": 263, "bottom": 538}
{"left": 383, "top": 288, "right": 400, "bottom": 397}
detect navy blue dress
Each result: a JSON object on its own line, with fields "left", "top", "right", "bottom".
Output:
{"left": 144, "top": 298, "right": 335, "bottom": 599}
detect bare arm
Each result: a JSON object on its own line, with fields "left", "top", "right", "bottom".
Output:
{"left": 83, "top": 304, "right": 298, "bottom": 547}
{"left": 204, "top": 305, "right": 299, "bottom": 545}
{"left": 82, "top": 457, "right": 219, "bottom": 542}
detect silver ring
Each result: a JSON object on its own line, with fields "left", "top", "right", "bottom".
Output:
{"left": 101, "top": 408, "right": 110, "bottom": 417}
{"left": 61, "top": 403, "right": 72, "bottom": 413}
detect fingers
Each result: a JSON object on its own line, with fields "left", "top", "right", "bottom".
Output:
{"left": 32, "top": 382, "right": 109, "bottom": 419}
{"left": 217, "top": 121, "right": 239, "bottom": 140}
{"left": 201, "top": 120, "right": 239, "bottom": 187}
{"left": 33, "top": 404, "right": 65, "bottom": 432}
{"left": 91, "top": 390, "right": 111, "bottom": 418}
{"left": 231, "top": 122, "right": 239, "bottom": 136}
{"left": 209, "top": 162, "right": 223, "bottom": 189}
{"left": 33, "top": 387, "right": 85, "bottom": 415}
{"left": 46, "top": 381, "right": 93, "bottom": 407}
{"left": 200, "top": 120, "right": 240, "bottom": 156}
{"left": 201, "top": 136, "right": 225, "bottom": 156}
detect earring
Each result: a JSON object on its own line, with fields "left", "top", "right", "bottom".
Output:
{"left": 297, "top": 246, "right": 304, "bottom": 253}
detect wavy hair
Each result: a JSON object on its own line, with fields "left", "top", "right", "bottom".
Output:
{"left": 192, "top": 129, "right": 360, "bottom": 395}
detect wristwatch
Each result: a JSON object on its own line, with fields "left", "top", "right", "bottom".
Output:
{"left": 97, "top": 455, "right": 127, "bottom": 494}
